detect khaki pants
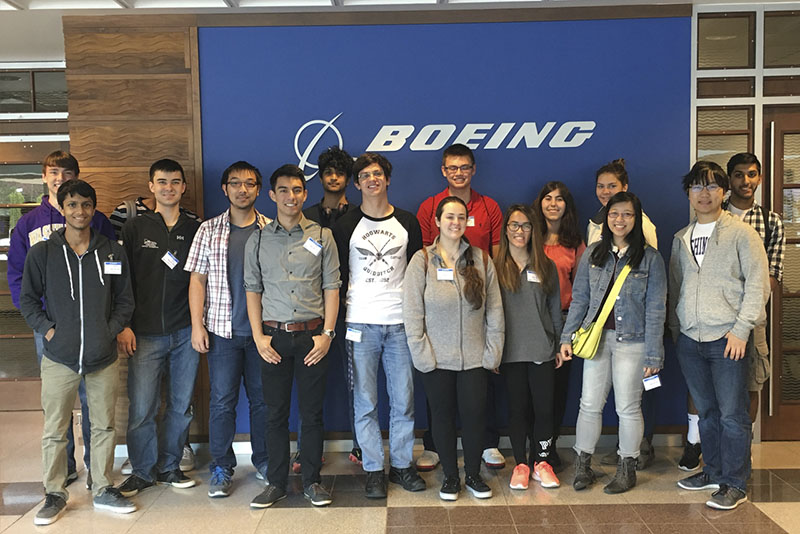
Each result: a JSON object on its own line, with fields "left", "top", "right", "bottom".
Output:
{"left": 41, "top": 357, "right": 119, "bottom": 499}
{"left": 748, "top": 323, "right": 770, "bottom": 392}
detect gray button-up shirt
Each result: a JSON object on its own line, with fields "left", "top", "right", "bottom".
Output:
{"left": 243, "top": 215, "right": 341, "bottom": 323}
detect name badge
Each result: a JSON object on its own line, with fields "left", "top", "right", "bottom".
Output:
{"left": 643, "top": 374, "right": 662, "bottom": 391}
{"left": 345, "top": 327, "right": 362, "bottom": 343}
{"left": 437, "top": 268, "right": 454, "bottom": 281}
{"left": 303, "top": 237, "right": 323, "bottom": 256}
{"left": 104, "top": 261, "right": 122, "bottom": 275}
{"left": 467, "top": 215, "right": 476, "bottom": 227}
{"left": 161, "top": 251, "right": 179, "bottom": 270}
{"left": 526, "top": 270, "right": 540, "bottom": 283}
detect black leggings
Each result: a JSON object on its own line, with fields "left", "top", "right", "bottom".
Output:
{"left": 421, "top": 367, "right": 488, "bottom": 478}
{"left": 502, "top": 361, "right": 555, "bottom": 466}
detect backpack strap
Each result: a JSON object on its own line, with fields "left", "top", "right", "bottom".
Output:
{"left": 760, "top": 205, "right": 771, "bottom": 251}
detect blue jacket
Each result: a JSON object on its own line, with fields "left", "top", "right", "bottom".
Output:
{"left": 561, "top": 243, "right": 667, "bottom": 369}
{"left": 7, "top": 196, "right": 115, "bottom": 309}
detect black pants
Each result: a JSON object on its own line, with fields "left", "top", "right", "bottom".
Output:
{"left": 261, "top": 326, "right": 329, "bottom": 490}
{"left": 552, "top": 359, "right": 572, "bottom": 439}
{"left": 502, "top": 361, "right": 555, "bottom": 466}
{"left": 421, "top": 367, "right": 487, "bottom": 478}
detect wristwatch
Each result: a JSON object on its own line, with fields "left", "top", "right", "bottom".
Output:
{"left": 323, "top": 329, "right": 336, "bottom": 339}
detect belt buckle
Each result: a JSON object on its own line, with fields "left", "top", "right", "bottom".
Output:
{"left": 282, "top": 322, "right": 293, "bottom": 332}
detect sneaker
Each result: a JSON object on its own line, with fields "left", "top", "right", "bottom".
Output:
{"left": 533, "top": 461, "right": 560, "bottom": 489}
{"left": 706, "top": 484, "right": 747, "bottom": 510}
{"left": 180, "top": 445, "right": 196, "bottom": 472}
{"left": 439, "top": 475, "right": 460, "bottom": 501}
{"left": 509, "top": 464, "right": 530, "bottom": 490}
{"left": 482, "top": 448, "right": 506, "bottom": 469}
{"left": 465, "top": 474, "right": 492, "bottom": 499}
{"left": 349, "top": 447, "right": 363, "bottom": 465}
{"left": 93, "top": 487, "right": 137, "bottom": 514}
{"left": 291, "top": 451, "right": 302, "bottom": 474}
{"left": 250, "top": 484, "right": 287, "bottom": 509}
{"left": 303, "top": 483, "right": 332, "bottom": 507}
{"left": 33, "top": 494, "right": 66, "bottom": 525}
{"left": 65, "top": 469, "right": 78, "bottom": 487}
{"left": 416, "top": 450, "right": 440, "bottom": 472}
{"left": 389, "top": 466, "right": 426, "bottom": 492}
{"left": 117, "top": 475, "right": 155, "bottom": 497}
{"left": 208, "top": 466, "right": 232, "bottom": 498}
{"left": 677, "top": 471, "right": 719, "bottom": 491}
{"left": 157, "top": 469, "right": 196, "bottom": 489}
{"left": 255, "top": 469, "right": 267, "bottom": 482}
{"left": 85, "top": 470, "right": 92, "bottom": 491}
{"left": 365, "top": 470, "right": 387, "bottom": 499}
{"left": 121, "top": 458, "right": 133, "bottom": 475}
{"left": 678, "top": 442, "right": 702, "bottom": 472}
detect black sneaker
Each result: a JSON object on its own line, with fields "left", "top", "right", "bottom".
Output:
{"left": 349, "top": 447, "right": 363, "bottom": 465}
{"left": 157, "top": 469, "right": 196, "bottom": 489}
{"left": 34, "top": 493, "right": 66, "bottom": 525}
{"left": 85, "top": 470, "right": 92, "bottom": 491}
{"left": 250, "top": 484, "right": 287, "bottom": 508}
{"left": 677, "top": 471, "right": 719, "bottom": 491}
{"left": 439, "top": 475, "right": 460, "bottom": 501}
{"left": 678, "top": 442, "right": 702, "bottom": 471}
{"left": 303, "top": 483, "right": 332, "bottom": 507}
{"left": 364, "top": 470, "right": 387, "bottom": 499}
{"left": 93, "top": 487, "right": 137, "bottom": 514}
{"left": 117, "top": 475, "right": 155, "bottom": 497}
{"left": 464, "top": 474, "right": 492, "bottom": 499}
{"left": 389, "top": 466, "right": 426, "bottom": 492}
{"left": 65, "top": 469, "right": 78, "bottom": 487}
{"left": 706, "top": 484, "right": 747, "bottom": 510}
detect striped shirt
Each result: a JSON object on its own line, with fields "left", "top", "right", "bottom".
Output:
{"left": 184, "top": 208, "right": 270, "bottom": 339}
{"left": 110, "top": 196, "right": 200, "bottom": 241}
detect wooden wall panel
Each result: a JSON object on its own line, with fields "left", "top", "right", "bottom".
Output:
{"left": 67, "top": 76, "right": 192, "bottom": 120}
{"left": 64, "top": 31, "right": 191, "bottom": 74}
{"left": 80, "top": 169, "right": 198, "bottom": 217}
{"left": 69, "top": 123, "right": 193, "bottom": 167}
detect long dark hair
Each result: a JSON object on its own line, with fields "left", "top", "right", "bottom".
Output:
{"left": 534, "top": 181, "right": 582, "bottom": 249}
{"left": 495, "top": 204, "right": 556, "bottom": 293}
{"left": 435, "top": 196, "right": 484, "bottom": 310}
{"left": 590, "top": 191, "right": 646, "bottom": 269}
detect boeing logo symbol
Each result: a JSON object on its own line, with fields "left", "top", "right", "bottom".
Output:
{"left": 294, "top": 112, "right": 344, "bottom": 180}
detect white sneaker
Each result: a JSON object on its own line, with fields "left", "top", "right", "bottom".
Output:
{"left": 180, "top": 445, "right": 196, "bottom": 472}
{"left": 415, "top": 450, "right": 440, "bottom": 472}
{"left": 482, "top": 448, "right": 506, "bottom": 469}
{"left": 121, "top": 458, "right": 132, "bottom": 475}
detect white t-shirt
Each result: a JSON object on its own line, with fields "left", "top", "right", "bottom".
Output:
{"left": 691, "top": 221, "right": 716, "bottom": 266}
{"left": 728, "top": 204, "right": 747, "bottom": 220}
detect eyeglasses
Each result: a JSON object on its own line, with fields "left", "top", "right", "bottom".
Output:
{"left": 444, "top": 164, "right": 474, "bottom": 173}
{"left": 226, "top": 180, "right": 258, "bottom": 190}
{"left": 607, "top": 211, "right": 635, "bottom": 221}
{"left": 689, "top": 183, "right": 721, "bottom": 194}
{"left": 357, "top": 170, "right": 384, "bottom": 181}
{"left": 507, "top": 222, "right": 533, "bottom": 232}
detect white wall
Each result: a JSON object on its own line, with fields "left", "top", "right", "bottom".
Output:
{"left": 0, "top": 11, "right": 65, "bottom": 62}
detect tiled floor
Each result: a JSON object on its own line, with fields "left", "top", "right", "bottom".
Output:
{"left": 0, "top": 411, "right": 798, "bottom": 533}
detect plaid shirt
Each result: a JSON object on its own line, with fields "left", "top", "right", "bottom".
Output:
{"left": 184, "top": 208, "right": 270, "bottom": 338}
{"left": 723, "top": 200, "right": 785, "bottom": 283}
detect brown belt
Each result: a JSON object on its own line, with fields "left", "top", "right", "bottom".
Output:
{"left": 263, "top": 317, "right": 323, "bottom": 332}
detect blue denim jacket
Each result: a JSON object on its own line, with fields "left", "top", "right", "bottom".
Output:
{"left": 560, "top": 243, "right": 667, "bottom": 369}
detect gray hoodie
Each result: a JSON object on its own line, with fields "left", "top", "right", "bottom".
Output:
{"left": 668, "top": 211, "right": 769, "bottom": 343}
{"left": 402, "top": 238, "right": 504, "bottom": 373}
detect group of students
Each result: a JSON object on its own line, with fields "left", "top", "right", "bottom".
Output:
{"left": 7, "top": 143, "right": 783, "bottom": 526}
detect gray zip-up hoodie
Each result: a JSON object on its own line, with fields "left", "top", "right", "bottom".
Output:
{"left": 402, "top": 238, "right": 504, "bottom": 373}
{"left": 20, "top": 228, "right": 134, "bottom": 375}
{"left": 668, "top": 211, "right": 769, "bottom": 343}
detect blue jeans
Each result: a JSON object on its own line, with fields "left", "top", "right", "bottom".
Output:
{"left": 207, "top": 333, "right": 268, "bottom": 475}
{"left": 126, "top": 326, "right": 199, "bottom": 480}
{"left": 676, "top": 334, "right": 751, "bottom": 491}
{"left": 349, "top": 323, "right": 415, "bottom": 472}
{"left": 575, "top": 330, "right": 645, "bottom": 458}
{"left": 35, "top": 331, "right": 90, "bottom": 473}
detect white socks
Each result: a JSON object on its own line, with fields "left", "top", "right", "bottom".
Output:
{"left": 687, "top": 414, "right": 700, "bottom": 444}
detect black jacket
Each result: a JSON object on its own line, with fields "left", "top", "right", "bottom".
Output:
{"left": 121, "top": 210, "right": 200, "bottom": 335}
{"left": 20, "top": 228, "right": 134, "bottom": 375}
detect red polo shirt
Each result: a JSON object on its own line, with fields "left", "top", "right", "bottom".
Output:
{"left": 416, "top": 188, "right": 503, "bottom": 254}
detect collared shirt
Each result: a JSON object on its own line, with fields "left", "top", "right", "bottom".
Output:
{"left": 243, "top": 214, "right": 341, "bottom": 323}
{"left": 722, "top": 200, "right": 785, "bottom": 283}
{"left": 184, "top": 208, "right": 270, "bottom": 339}
{"left": 416, "top": 188, "right": 503, "bottom": 253}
